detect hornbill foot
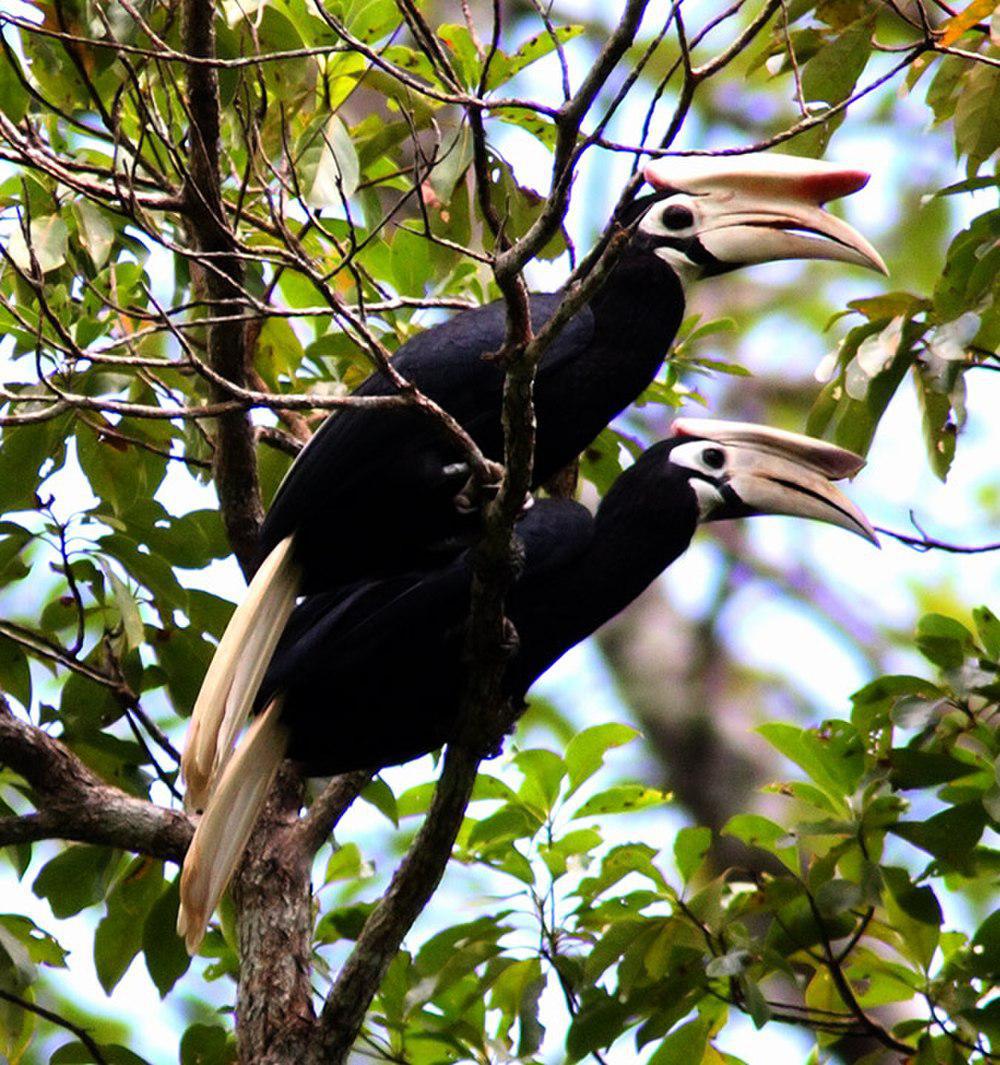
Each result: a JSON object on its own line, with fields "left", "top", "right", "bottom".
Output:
{"left": 453, "top": 460, "right": 534, "bottom": 517}
{"left": 453, "top": 458, "right": 502, "bottom": 514}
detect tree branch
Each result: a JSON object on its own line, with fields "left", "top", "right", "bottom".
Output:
{"left": 877, "top": 512, "right": 1000, "bottom": 554}
{"left": 0, "top": 699, "right": 191, "bottom": 862}
{"left": 181, "top": 0, "right": 263, "bottom": 579}
{"left": 0, "top": 989, "right": 109, "bottom": 1065}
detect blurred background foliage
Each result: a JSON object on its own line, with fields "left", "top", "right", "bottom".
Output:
{"left": 0, "top": 0, "right": 997, "bottom": 1061}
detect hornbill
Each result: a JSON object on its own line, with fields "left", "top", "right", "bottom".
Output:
{"left": 178, "top": 418, "right": 878, "bottom": 952}
{"left": 182, "top": 153, "right": 885, "bottom": 810}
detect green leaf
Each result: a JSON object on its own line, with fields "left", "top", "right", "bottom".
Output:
{"left": 73, "top": 200, "right": 115, "bottom": 267}
{"left": 564, "top": 723, "right": 639, "bottom": 796}
{"left": 7, "top": 214, "right": 69, "bottom": 273}
{"left": 792, "top": 19, "right": 873, "bottom": 157}
{"left": 882, "top": 867, "right": 942, "bottom": 970}
{"left": 94, "top": 858, "right": 164, "bottom": 993}
{"left": 723, "top": 814, "right": 798, "bottom": 872}
{"left": 954, "top": 63, "right": 1000, "bottom": 176}
{"left": 0, "top": 414, "right": 70, "bottom": 512}
{"left": 739, "top": 976, "right": 772, "bottom": 1028}
{"left": 674, "top": 826, "right": 712, "bottom": 885}
{"left": 306, "top": 115, "right": 360, "bottom": 203}
{"left": 486, "top": 25, "right": 584, "bottom": 89}
{"left": 467, "top": 804, "right": 542, "bottom": 850}
{"left": 33, "top": 845, "right": 116, "bottom": 918}
{"left": 566, "top": 991, "right": 630, "bottom": 1062}
{"left": 51, "top": 1043, "right": 151, "bottom": 1064}
{"left": 390, "top": 227, "right": 431, "bottom": 297}
{"left": 888, "top": 748, "right": 980, "bottom": 790}
{"left": 0, "top": 914, "right": 67, "bottom": 969}
{"left": 0, "top": 48, "right": 29, "bottom": 121}
{"left": 360, "top": 776, "right": 398, "bottom": 826}
{"left": 814, "top": 878, "right": 864, "bottom": 917}
{"left": 489, "top": 957, "right": 547, "bottom": 1057}
{"left": 572, "top": 784, "right": 671, "bottom": 819}
{"left": 807, "top": 317, "right": 915, "bottom": 458}
{"left": 0, "top": 638, "right": 31, "bottom": 709}
{"left": 514, "top": 748, "right": 566, "bottom": 812}
{"left": 889, "top": 802, "right": 986, "bottom": 868}
{"left": 142, "top": 877, "right": 190, "bottom": 997}
{"left": 758, "top": 721, "right": 863, "bottom": 805}
{"left": 915, "top": 613, "right": 974, "bottom": 669}
{"left": 851, "top": 674, "right": 944, "bottom": 734}
{"left": 973, "top": 605, "right": 1000, "bottom": 660}
{"left": 179, "top": 1023, "right": 235, "bottom": 1065}
{"left": 647, "top": 1018, "right": 710, "bottom": 1064}
{"left": 105, "top": 566, "right": 145, "bottom": 650}
{"left": 539, "top": 827, "right": 601, "bottom": 878}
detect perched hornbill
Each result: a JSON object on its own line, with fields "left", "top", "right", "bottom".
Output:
{"left": 178, "top": 418, "right": 877, "bottom": 951}
{"left": 182, "top": 153, "right": 885, "bottom": 810}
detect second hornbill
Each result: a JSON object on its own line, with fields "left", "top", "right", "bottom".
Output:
{"left": 182, "top": 153, "right": 885, "bottom": 809}
{"left": 178, "top": 418, "right": 878, "bottom": 951}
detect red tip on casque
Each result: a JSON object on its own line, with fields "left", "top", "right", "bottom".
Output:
{"left": 797, "top": 169, "right": 870, "bottom": 204}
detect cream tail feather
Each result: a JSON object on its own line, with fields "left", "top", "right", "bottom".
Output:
{"left": 181, "top": 537, "right": 299, "bottom": 812}
{"left": 177, "top": 699, "right": 288, "bottom": 954}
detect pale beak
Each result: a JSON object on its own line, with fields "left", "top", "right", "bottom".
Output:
{"left": 671, "top": 417, "right": 878, "bottom": 544}
{"left": 643, "top": 153, "right": 887, "bottom": 275}
{"left": 723, "top": 449, "right": 879, "bottom": 545}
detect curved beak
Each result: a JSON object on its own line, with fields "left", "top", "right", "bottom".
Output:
{"left": 644, "top": 153, "right": 887, "bottom": 275}
{"left": 724, "top": 452, "right": 879, "bottom": 544}
{"left": 672, "top": 418, "right": 878, "bottom": 544}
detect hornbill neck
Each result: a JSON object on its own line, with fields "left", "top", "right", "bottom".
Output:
{"left": 509, "top": 458, "right": 698, "bottom": 693}
{"left": 530, "top": 238, "right": 685, "bottom": 478}
{"left": 576, "top": 459, "right": 698, "bottom": 622}
{"left": 587, "top": 236, "right": 686, "bottom": 350}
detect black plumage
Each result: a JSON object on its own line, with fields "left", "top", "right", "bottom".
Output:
{"left": 178, "top": 419, "right": 876, "bottom": 950}
{"left": 262, "top": 439, "right": 699, "bottom": 775}
{"left": 261, "top": 251, "right": 683, "bottom": 591}
{"left": 179, "top": 157, "right": 886, "bottom": 817}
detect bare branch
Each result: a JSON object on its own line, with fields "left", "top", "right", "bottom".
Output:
{"left": 877, "top": 512, "right": 1000, "bottom": 554}
{"left": 182, "top": 0, "right": 263, "bottom": 578}
{"left": 0, "top": 989, "right": 109, "bottom": 1065}
{"left": 292, "top": 771, "right": 373, "bottom": 858}
{"left": 0, "top": 699, "right": 191, "bottom": 862}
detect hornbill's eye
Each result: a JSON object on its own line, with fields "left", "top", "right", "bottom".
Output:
{"left": 702, "top": 446, "right": 725, "bottom": 470}
{"left": 662, "top": 204, "right": 695, "bottom": 230}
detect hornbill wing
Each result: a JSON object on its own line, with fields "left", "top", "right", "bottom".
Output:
{"left": 258, "top": 293, "right": 595, "bottom": 573}
{"left": 258, "top": 497, "right": 596, "bottom": 733}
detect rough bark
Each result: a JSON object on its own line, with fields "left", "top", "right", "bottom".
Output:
{"left": 182, "top": 0, "right": 263, "bottom": 579}
{"left": 0, "top": 698, "right": 192, "bottom": 862}
{"left": 233, "top": 767, "right": 316, "bottom": 1064}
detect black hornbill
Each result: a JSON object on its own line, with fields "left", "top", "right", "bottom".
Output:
{"left": 182, "top": 154, "right": 885, "bottom": 810}
{"left": 178, "top": 418, "right": 877, "bottom": 951}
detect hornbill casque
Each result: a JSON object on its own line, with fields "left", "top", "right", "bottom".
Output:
{"left": 178, "top": 418, "right": 878, "bottom": 951}
{"left": 182, "top": 153, "right": 886, "bottom": 813}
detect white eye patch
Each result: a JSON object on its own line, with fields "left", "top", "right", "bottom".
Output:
{"left": 669, "top": 440, "right": 731, "bottom": 519}
{"left": 670, "top": 440, "right": 729, "bottom": 476}
{"left": 638, "top": 194, "right": 700, "bottom": 238}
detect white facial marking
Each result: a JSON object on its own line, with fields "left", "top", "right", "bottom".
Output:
{"left": 637, "top": 194, "right": 700, "bottom": 240}
{"left": 669, "top": 440, "right": 731, "bottom": 519}
{"left": 691, "top": 478, "right": 724, "bottom": 519}
{"left": 638, "top": 195, "right": 704, "bottom": 289}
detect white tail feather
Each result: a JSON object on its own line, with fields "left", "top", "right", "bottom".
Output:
{"left": 177, "top": 700, "right": 287, "bottom": 954}
{"left": 181, "top": 537, "right": 299, "bottom": 812}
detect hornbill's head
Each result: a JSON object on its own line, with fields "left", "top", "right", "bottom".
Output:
{"left": 666, "top": 418, "right": 878, "bottom": 543}
{"left": 621, "top": 153, "right": 887, "bottom": 284}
